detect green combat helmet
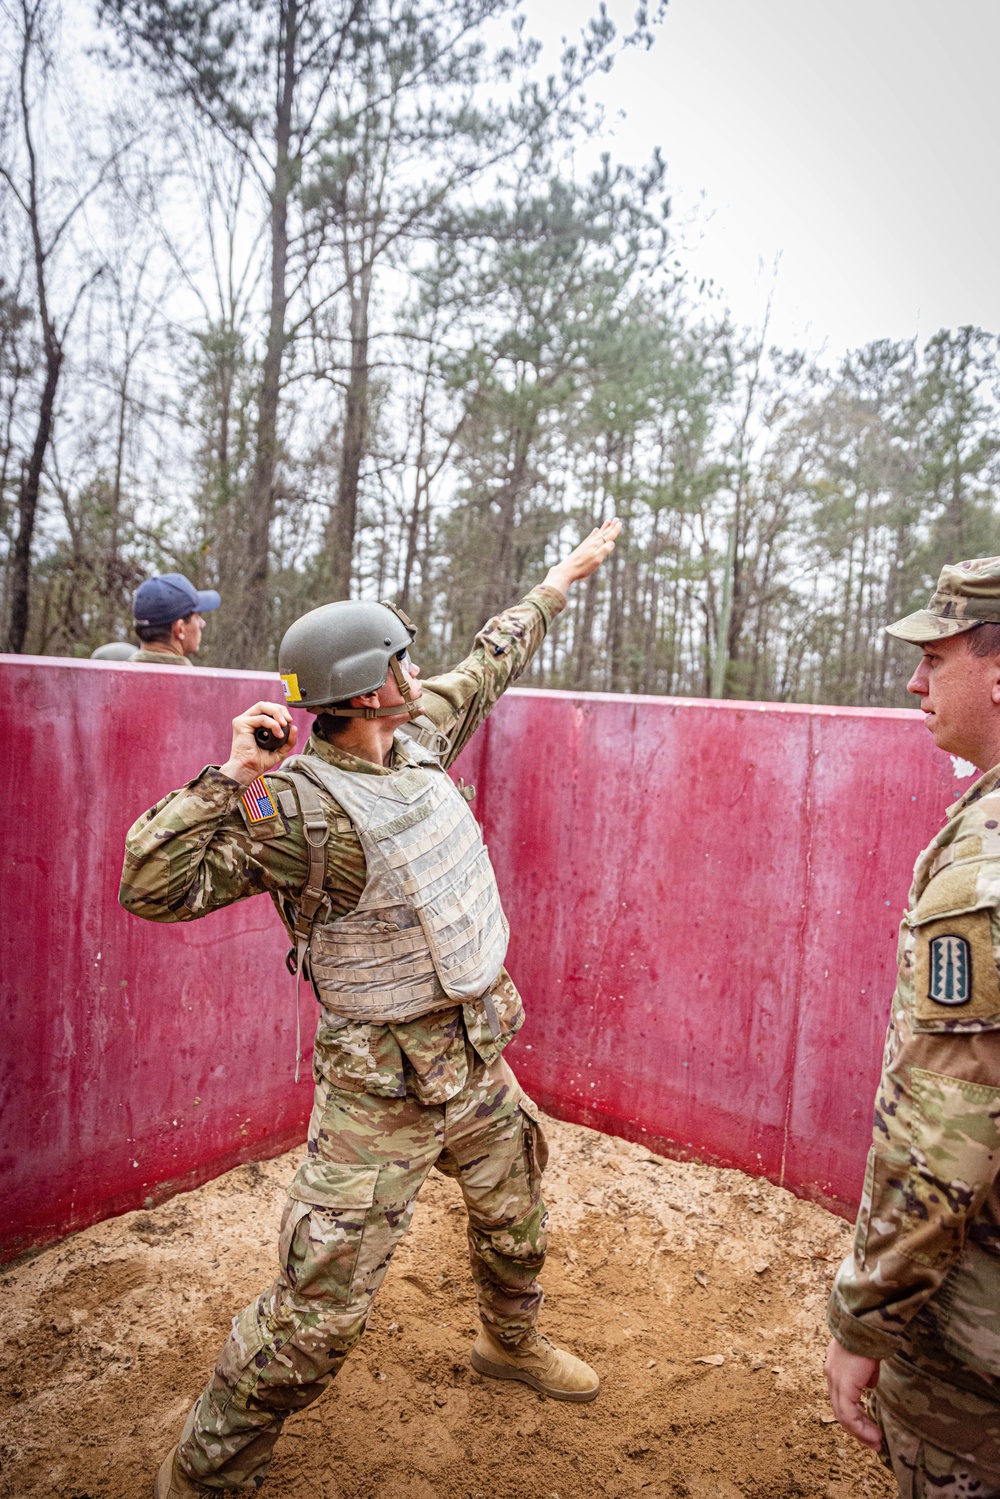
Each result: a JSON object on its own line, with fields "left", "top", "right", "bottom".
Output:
{"left": 278, "top": 599, "right": 421, "bottom": 718}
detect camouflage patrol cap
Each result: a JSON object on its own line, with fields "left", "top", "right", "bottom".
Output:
{"left": 886, "top": 557, "right": 1000, "bottom": 644}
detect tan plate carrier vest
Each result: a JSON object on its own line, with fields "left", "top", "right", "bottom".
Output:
{"left": 282, "top": 738, "right": 509, "bottom": 1030}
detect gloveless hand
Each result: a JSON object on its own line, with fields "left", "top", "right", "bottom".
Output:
{"left": 220, "top": 700, "right": 298, "bottom": 786}
{"left": 543, "top": 518, "right": 622, "bottom": 595}
{"left": 823, "top": 1338, "right": 882, "bottom": 1450}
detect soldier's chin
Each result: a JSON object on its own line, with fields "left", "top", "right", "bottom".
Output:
{"left": 923, "top": 712, "right": 948, "bottom": 747}
{"left": 925, "top": 714, "right": 963, "bottom": 755}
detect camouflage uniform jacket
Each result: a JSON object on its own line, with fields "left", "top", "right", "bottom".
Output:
{"left": 120, "top": 587, "right": 565, "bottom": 1106}
{"left": 131, "top": 649, "right": 193, "bottom": 666}
{"left": 828, "top": 764, "right": 1000, "bottom": 1376}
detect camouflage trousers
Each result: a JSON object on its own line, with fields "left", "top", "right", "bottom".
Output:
{"left": 875, "top": 1332, "right": 1000, "bottom": 1497}
{"left": 177, "top": 1053, "right": 548, "bottom": 1491}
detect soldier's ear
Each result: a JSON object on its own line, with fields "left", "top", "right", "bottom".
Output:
{"left": 985, "top": 651, "right": 1000, "bottom": 705}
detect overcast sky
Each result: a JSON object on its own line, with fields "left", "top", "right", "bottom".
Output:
{"left": 534, "top": 0, "right": 1000, "bottom": 359}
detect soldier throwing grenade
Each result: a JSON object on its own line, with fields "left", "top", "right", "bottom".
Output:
{"left": 120, "top": 520, "right": 621, "bottom": 1497}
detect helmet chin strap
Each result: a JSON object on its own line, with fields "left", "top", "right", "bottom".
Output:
{"left": 326, "top": 654, "right": 423, "bottom": 721}
{"left": 387, "top": 653, "right": 424, "bottom": 720}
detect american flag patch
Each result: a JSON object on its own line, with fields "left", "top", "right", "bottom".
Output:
{"left": 242, "top": 777, "right": 278, "bottom": 825}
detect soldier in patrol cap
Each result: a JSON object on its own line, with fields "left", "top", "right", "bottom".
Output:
{"left": 120, "top": 521, "right": 621, "bottom": 1497}
{"left": 826, "top": 557, "right": 1000, "bottom": 1495}
{"left": 131, "top": 573, "right": 221, "bottom": 665}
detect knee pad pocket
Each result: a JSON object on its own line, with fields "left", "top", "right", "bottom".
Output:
{"left": 279, "top": 1159, "right": 380, "bottom": 1302}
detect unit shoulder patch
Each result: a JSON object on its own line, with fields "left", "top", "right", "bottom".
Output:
{"left": 927, "top": 933, "right": 972, "bottom": 1006}
{"left": 913, "top": 909, "right": 1000, "bottom": 1033}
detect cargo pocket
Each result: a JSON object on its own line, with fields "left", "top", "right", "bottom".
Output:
{"left": 906, "top": 1068, "right": 1000, "bottom": 1268}
{"left": 934, "top": 1243, "right": 1000, "bottom": 1373}
{"left": 278, "top": 1159, "right": 380, "bottom": 1302}
{"left": 518, "top": 1093, "right": 549, "bottom": 1193}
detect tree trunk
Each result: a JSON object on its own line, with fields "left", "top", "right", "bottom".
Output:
{"left": 572, "top": 567, "right": 599, "bottom": 689}
{"left": 399, "top": 352, "right": 439, "bottom": 613}
{"left": 710, "top": 520, "right": 736, "bottom": 698}
{"left": 5, "top": 340, "right": 61, "bottom": 652}
{"left": 488, "top": 421, "right": 532, "bottom": 616}
{"left": 218, "top": 337, "right": 234, "bottom": 502}
{"left": 6, "top": 0, "right": 64, "bottom": 654}
{"left": 329, "top": 262, "right": 372, "bottom": 599}
{"left": 400, "top": 470, "right": 426, "bottom": 614}
{"left": 606, "top": 538, "right": 624, "bottom": 690}
{"left": 228, "top": 0, "right": 296, "bottom": 667}
{"left": 640, "top": 507, "right": 663, "bottom": 694}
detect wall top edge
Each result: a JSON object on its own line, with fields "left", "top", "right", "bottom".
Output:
{"left": 0, "top": 656, "right": 923, "bottom": 724}
{"left": 504, "top": 685, "right": 924, "bottom": 724}
{"left": 0, "top": 655, "right": 282, "bottom": 682}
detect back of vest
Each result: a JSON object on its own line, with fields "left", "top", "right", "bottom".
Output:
{"left": 291, "top": 747, "right": 509, "bottom": 1023}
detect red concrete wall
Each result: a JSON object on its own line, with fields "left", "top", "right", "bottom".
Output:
{"left": 490, "top": 689, "right": 972, "bottom": 1213}
{"left": 0, "top": 658, "right": 972, "bottom": 1261}
{"left": 0, "top": 657, "right": 315, "bottom": 1263}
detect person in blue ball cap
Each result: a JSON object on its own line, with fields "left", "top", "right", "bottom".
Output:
{"left": 132, "top": 573, "right": 220, "bottom": 665}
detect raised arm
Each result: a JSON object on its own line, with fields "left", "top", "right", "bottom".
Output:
{"left": 420, "top": 519, "right": 622, "bottom": 767}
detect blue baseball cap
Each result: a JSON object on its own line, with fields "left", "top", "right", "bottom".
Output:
{"left": 132, "top": 573, "right": 221, "bottom": 627}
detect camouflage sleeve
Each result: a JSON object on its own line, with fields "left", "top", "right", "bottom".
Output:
{"left": 119, "top": 766, "right": 315, "bottom": 924}
{"left": 828, "top": 905, "right": 1000, "bottom": 1359}
{"left": 417, "top": 584, "right": 565, "bottom": 769}
{"left": 120, "top": 768, "right": 259, "bottom": 922}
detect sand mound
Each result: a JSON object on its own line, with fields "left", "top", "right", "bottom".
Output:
{"left": 0, "top": 1113, "right": 892, "bottom": 1498}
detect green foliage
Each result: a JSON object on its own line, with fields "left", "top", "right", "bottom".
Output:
{"left": 6, "top": 1, "right": 1000, "bottom": 707}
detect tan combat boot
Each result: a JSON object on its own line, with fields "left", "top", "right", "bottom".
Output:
{"left": 470, "top": 1326, "right": 600, "bottom": 1402}
{"left": 153, "top": 1446, "right": 209, "bottom": 1498}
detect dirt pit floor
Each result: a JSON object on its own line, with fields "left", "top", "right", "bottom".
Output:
{"left": 0, "top": 1113, "right": 895, "bottom": 1499}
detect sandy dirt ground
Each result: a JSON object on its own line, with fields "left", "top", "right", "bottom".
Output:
{"left": 0, "top": 1113, "right": 894, "bottom": 1499}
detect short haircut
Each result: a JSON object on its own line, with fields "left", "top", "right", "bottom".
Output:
{"left": 966, "top": 623, "right": 1000, "bottom": 657}
{"left": 134, "top": 611, "right": 193, "bottom": 645}
{"left": 313, "top": 709, "right": 354, "bottom": 740}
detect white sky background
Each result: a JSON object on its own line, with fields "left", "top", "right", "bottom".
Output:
{"left": 530, "top": 0, "right": 1000, "bottom": 360}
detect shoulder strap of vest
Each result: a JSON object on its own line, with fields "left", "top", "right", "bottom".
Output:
{"left": 398, "top": 716, "right": 451, "bottom": 763}
{"left": 281, "top": 770, "right": 330, "bottom": 927}
{"left": 276, "top": 768, "right": 331, "bottom": 1082}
